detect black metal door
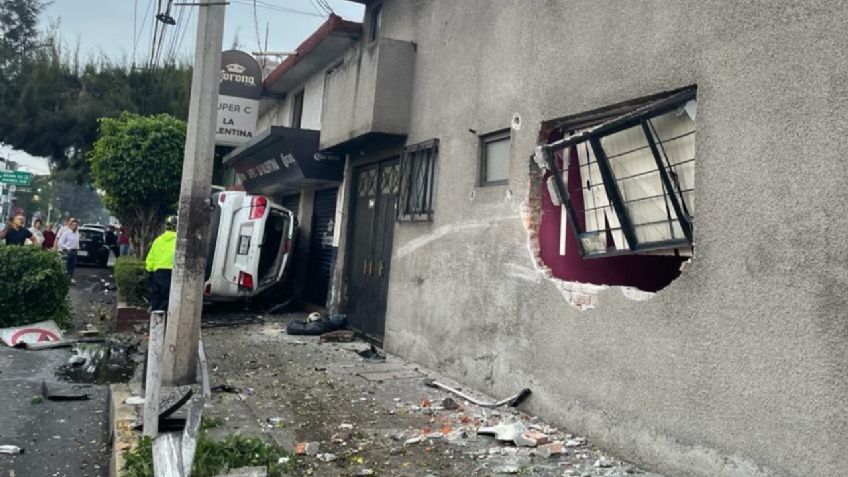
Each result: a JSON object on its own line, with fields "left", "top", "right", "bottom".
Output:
{"left": 305, "top": 188, "right": 338, "bottom": 305}
{"left": 347, "top": 159, "right": 399, "bottom": 341}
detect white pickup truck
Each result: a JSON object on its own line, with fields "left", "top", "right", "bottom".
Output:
{"left": 204, "top": 191, "right": 297, "bottom": 302}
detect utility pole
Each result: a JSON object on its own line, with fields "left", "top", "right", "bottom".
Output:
{"left": 161, "top": 1, "right": 226, "bottom": 385}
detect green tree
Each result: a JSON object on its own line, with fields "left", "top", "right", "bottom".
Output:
{"left": 89, "top": 113, "right": 185, "bottom": 256}
{"left": 0, "top": 0, "right": 43, "bottom": 77}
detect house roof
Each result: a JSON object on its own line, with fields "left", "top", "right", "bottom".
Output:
{"left": 262, "top": 14, "right": 362, "bottom": 96}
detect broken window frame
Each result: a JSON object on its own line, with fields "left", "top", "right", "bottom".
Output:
{"left": 398, "top": 138, "right": 438, "bottom": 222}
{"left": 541, "top": 88, "right": 696, "bottom": 258}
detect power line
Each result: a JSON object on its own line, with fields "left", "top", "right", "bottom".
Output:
{"left": 174, "top": 6, "right": 196, "bottom": 61}
{"left": 229, "top": 0, "right": 324, "bottom": 18}
{"left": 163, "top": 5, "right": 186, "bottom": 63}
{"left": 252, "top": 0, "right": 262, "bottom": 54}
{"left": 307, "top": 0, "right": 326, "bottom": 16}
{"left": 133, "top": 0, "right": 154, "bottom": 65}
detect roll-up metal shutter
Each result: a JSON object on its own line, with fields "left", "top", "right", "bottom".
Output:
{"left": 305, "top": 188, "right": 338, "bottom": 305}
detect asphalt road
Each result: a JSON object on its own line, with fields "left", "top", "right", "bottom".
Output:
{"left": 0, "top": 265, "right": 114, "bottom": 477}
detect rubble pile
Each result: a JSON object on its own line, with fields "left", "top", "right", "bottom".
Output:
{"left": 201, "top": 313, "right": 663, "bottom": 477}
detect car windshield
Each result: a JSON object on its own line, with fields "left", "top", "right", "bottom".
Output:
{"left": 80, "top": 230, "right": 103, "bottom": 242}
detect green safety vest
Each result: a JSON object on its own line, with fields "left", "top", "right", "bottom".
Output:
{"left": 146, "top": 230, "right": 176, "bottom": 272}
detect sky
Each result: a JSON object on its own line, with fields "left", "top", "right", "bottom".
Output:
{"left": 0, "top": 144, "right": 51, "bottom": 175}
{"left": 42, "top": 0, "right": 365, "bottom": 65}
{"left": 6, "top": 1, "right": 365, "bottom": 168}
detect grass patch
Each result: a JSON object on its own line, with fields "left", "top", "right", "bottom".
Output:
{"left": 123, "top": 430, "right": 295, "bottom": 477}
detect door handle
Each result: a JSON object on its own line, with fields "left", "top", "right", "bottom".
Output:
{"left": 363, "top": 259, "right": 369, "bottom": 275}
{"left": 367, "top": 259, "right": 373, "bottom": 276}
{"left": 378, "top": 261, "right": 384, "bottom": 277}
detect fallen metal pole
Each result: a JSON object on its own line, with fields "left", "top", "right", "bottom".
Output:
{"left": 423, "top": 379, "right": 531, "bottom": 408}
{"left": 197, "top": 339, "right": 211, "bottom": 399}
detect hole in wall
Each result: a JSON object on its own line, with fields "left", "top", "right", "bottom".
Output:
{"left": 522, "top": 88, "right": 697, "bottom": 310}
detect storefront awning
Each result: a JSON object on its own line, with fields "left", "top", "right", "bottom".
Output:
{"left": 223, "top": 126, "right": 344, "bottom": 196}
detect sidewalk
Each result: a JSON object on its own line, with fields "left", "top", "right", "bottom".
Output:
{"left": 200, "top": 313, "right": 664, "bottom": 477}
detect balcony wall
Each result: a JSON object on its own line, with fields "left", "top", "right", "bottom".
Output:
{"left": 320, "top": 37, "right": 416, "bottom": 150}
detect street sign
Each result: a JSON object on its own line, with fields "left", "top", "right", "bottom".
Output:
{"left": 0, "top": 171, "right": 33, "bottom": 186}
{"left": 216, "top": 50, "right": 262, "bottom": 147}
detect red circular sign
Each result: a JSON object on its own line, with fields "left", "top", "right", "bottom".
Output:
{"left": 9, "top": 327, "right": 61, "bottom": 346}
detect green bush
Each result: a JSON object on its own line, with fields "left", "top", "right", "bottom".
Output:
{"left": 123, "top": 431, "right": 295, "bottom": 477}
{"left": 0, "top": 245, "right": 70, "bottom": 328}
{"left": 114, "top": 256, "right": 149, "bottom": 307}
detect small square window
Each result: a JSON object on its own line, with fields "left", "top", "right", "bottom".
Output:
{"left": 479, "top": 130, "right": 511, "bottom": 186}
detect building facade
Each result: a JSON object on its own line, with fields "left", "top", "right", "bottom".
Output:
{"left": 314, "top": 2, "right": 847, "bottom": 477}
{"left": 224, "top": 15, "right": 361, "bottom": 306}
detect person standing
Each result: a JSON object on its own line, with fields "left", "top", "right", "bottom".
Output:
{"left": 56, "top": 218, "right": 80, "bottom": 283}
{"left": 42, "top": 223, "right": 56, "bottom": 249}
{"left": 105, "top": 226, "right": 118, "bottom": 258}
{"left": 28, "top": 218, "right": 44, "bottom": 246}
{"left": 145, "top": 216, "right": 177, "bottom": 312}
{"left": 53, "top": 217, "right": 70, "bottom": 250}
{"left": 0, "top": 215, "right": 33, "bottom": 245}
{"left": 117, "top": 226, "right": 130, "bottom": 256}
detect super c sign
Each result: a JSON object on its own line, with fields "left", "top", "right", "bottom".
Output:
{"left": 216, "top": 50, "right": 262, "bottom": 147}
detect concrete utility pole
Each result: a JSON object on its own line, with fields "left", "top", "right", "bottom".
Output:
{"left": 162, "top": 1, "right": 226, "bottom": 385}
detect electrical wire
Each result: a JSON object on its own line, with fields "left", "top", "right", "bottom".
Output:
{"left": 174, "top": 5, "right": 195, "bottom": 61}
{"left": 306, "top": 0, "right": 326, "bottom": 16}
{"left": 162, "top": 5, "right": 185, "bottom": 63}
{"left": 229, "top": 0, "right": 324, "bottom": 18}
{"left": 252, "top": 0, "right": 263, "bottom": 54}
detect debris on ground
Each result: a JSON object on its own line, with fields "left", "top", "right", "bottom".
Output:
{"left": 0, "top": 320, "right": 65, "bottom": 348}
{"left": 478, "top": 421, "right": 528, "bottom": 443}
{"left": 80, "top": 324, "right": 100, "bottom": 338}
{"left": 294, "top": 441, "right": 320, "bottom": 456}
{"left": 357, "top": 344, "right": 385, "bottom": 361}
{"left": 198, "top": 313, "right": 663, "bottom": 477}
{"left": 424, "top": 378, "right": 532, "bottom": 408}
{"left": 41, "top": 381, "right": 90, "bottom": 401}
{"left": 0, "top": 445, "right": 24, "bottom": 455}
{"left": 285, "top": 312, "right": 345, "bottom": 336}
{"left": 211, "top": 384, "right": 241, "bottom": 394}
{"left": 319, "top": 329, "right": 356, "bottom": 343}
{"left": 125, "top": 396, "right": 145, "bottom": 405}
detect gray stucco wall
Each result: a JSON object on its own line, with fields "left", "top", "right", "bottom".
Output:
{"left": 371, "top": 1, "right": 848, "bottom": 476}
{"left": 321, "top": 38, "right": 416, "bottom": 149}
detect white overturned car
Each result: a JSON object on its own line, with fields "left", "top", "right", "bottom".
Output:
{"left": 204, "top": 191, "right": 296, "bottom": 301}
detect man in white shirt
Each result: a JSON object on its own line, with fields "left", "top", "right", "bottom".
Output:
{"left": 53, "top": 217, "right": 71, "bottom": 250}
{"left": 56, "top": 218, "right": 80, "bottom": 283}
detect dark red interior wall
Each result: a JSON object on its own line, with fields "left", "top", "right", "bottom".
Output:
{"left": 537, "top": 134, "right": 685, "bottom": 292}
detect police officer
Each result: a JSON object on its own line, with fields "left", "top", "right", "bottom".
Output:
{"left": 146, "top": 216, "right": 177, "bottom": 312}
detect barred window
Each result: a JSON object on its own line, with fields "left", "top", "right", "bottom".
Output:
{"left": 398, "top": 139, "right": 438, "bottom": 222}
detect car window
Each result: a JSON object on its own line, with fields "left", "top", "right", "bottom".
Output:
{"left": 81, "top": 230, "right": 104, "bottom": 243}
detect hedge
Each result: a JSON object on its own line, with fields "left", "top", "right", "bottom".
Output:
{"left": 114, "top": 256, "right": 149, "bottom": 307}
{"left": 0, "top": 245, "right": 70, "bottom": 328}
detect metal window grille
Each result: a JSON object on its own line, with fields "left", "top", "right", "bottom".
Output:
{"left": 398, "top": 138, "right": 438, "bottom": 222}
{"left": 540, "top": 88, "right": 696, "bottom": 257}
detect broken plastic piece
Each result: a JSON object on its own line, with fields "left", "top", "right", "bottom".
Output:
{"left": 0, "top": 445, "right": 24, "bottom": 454}
{"left": 41, "top": 381, "right": 89, "bottom": 401}
{"left": 422, "top": 378, "right": 531, "bottom": 408}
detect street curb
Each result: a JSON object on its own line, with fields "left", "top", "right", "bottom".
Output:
{"left": 109, "top": 383, "right": 140, "bottom": 477}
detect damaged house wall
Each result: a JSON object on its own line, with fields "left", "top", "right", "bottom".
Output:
{"left": 367, "top": 1, "right": 848, "bottom": 476}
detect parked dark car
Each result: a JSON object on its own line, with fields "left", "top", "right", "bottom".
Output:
{"left": 77, "top": 227, "right": 111, "bottom": 267}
